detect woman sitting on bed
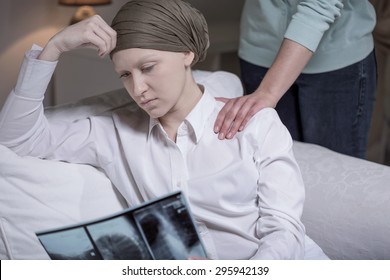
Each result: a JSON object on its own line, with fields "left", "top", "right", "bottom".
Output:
{"left": 0, "top": 0, "right": 327, "bottom": 259}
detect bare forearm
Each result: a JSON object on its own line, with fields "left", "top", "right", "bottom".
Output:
{"left": 254, "top": 38, "right": 313, "bottom": 105}
{"left": 213, "top": 39, "right": 313, "bottom": 139}
{"left": 38, "top": 39, "right": 62, "bottom": 61}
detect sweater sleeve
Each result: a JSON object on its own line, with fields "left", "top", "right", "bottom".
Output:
{"left": 284, "top": 0, "right": 344, "bottom": 52}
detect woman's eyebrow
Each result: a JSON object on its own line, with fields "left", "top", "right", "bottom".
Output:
{"left": 137, "top": 54, "right": 159, "bottom": 64}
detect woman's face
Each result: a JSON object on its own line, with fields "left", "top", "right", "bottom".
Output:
{"left": 112, "top": 48, "right": 195, "bottom": 119}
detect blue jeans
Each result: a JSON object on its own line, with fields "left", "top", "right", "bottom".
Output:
{"left": 240, "top": 51, "right": 377, "bottom": 158}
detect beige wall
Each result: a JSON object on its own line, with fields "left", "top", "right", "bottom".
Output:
{"left": 0, "top": 0, "right": 244, "bottom": 107}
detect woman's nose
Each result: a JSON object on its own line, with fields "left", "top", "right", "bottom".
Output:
{"left": 132, "top": 74, "right": 147, "bottom": 97}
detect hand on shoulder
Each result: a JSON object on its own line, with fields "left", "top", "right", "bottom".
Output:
{"left": 214, "top": 90, "right": 278, "bottom": 140}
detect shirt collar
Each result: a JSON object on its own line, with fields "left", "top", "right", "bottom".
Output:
{"left": 148, "top": 85, "right": 216, "bottom": 143}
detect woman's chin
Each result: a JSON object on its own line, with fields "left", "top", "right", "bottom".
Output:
{"left": 145, "top": 109, "right": 165, "bottom": 120}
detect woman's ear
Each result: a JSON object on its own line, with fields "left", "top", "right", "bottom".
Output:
{"left": 183, "top": 51, "right": 195, "bottom": 67}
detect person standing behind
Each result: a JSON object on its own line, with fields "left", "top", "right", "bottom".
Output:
{"left": 214, "top": 0, "right": 377, "bottom": 159}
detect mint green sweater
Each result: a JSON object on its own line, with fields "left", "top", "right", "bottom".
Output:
{"left": 239, "top": 0, "right": 376, "bottom": 73}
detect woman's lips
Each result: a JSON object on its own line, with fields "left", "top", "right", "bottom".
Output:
{"left": 141, "top": 98, "right": 157, "bottom": 107}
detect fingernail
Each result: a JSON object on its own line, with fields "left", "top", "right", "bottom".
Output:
{"left": 218, "top": 133, "right": 224, "bottom": 140}
{"left": 227, "top": 132, "right": 232, "bottom": 139}
{"left": 214, "top": 126, "right": 219, "bottom": 133}
{"left": 239, "top": 126, "right": 244, "bottom": 131}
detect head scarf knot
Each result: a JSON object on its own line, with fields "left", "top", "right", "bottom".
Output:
{"left": 111, "top": 0, "right": 209, "bottom": 66}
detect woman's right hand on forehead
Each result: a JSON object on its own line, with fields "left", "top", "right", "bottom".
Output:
{"left": 39, "top": 15, "right": 117, "bottom": 61}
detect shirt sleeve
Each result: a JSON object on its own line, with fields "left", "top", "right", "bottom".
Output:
{"left": 250, "top": 109, "right": 306, "bottom": 259}
{"left": 284, "top": 0, "right": 344, "bottom": 52}
{"left": 0, "top": 46, "right": 115, "bottom": 167}
{"left": 0, "top": 45, "right": 56, "bottom": 147}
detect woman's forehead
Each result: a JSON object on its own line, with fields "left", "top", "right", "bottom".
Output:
{"left": 112, "top": 48, "right": 180, "bottom": 69}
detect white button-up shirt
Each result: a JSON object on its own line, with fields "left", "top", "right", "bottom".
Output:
{"left": 0, "top": 47, "right": 306, "bottom": 259}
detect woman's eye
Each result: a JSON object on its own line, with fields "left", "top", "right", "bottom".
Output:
{"left": 142, "top": 65, "right": 154, "bottom": 73}
{"left": 120, "top": 72, "right": 130, "bottom": 79}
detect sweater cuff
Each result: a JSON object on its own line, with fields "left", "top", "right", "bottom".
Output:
{"left": 284, "top": 19, "right": 324, "bottom": 52}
